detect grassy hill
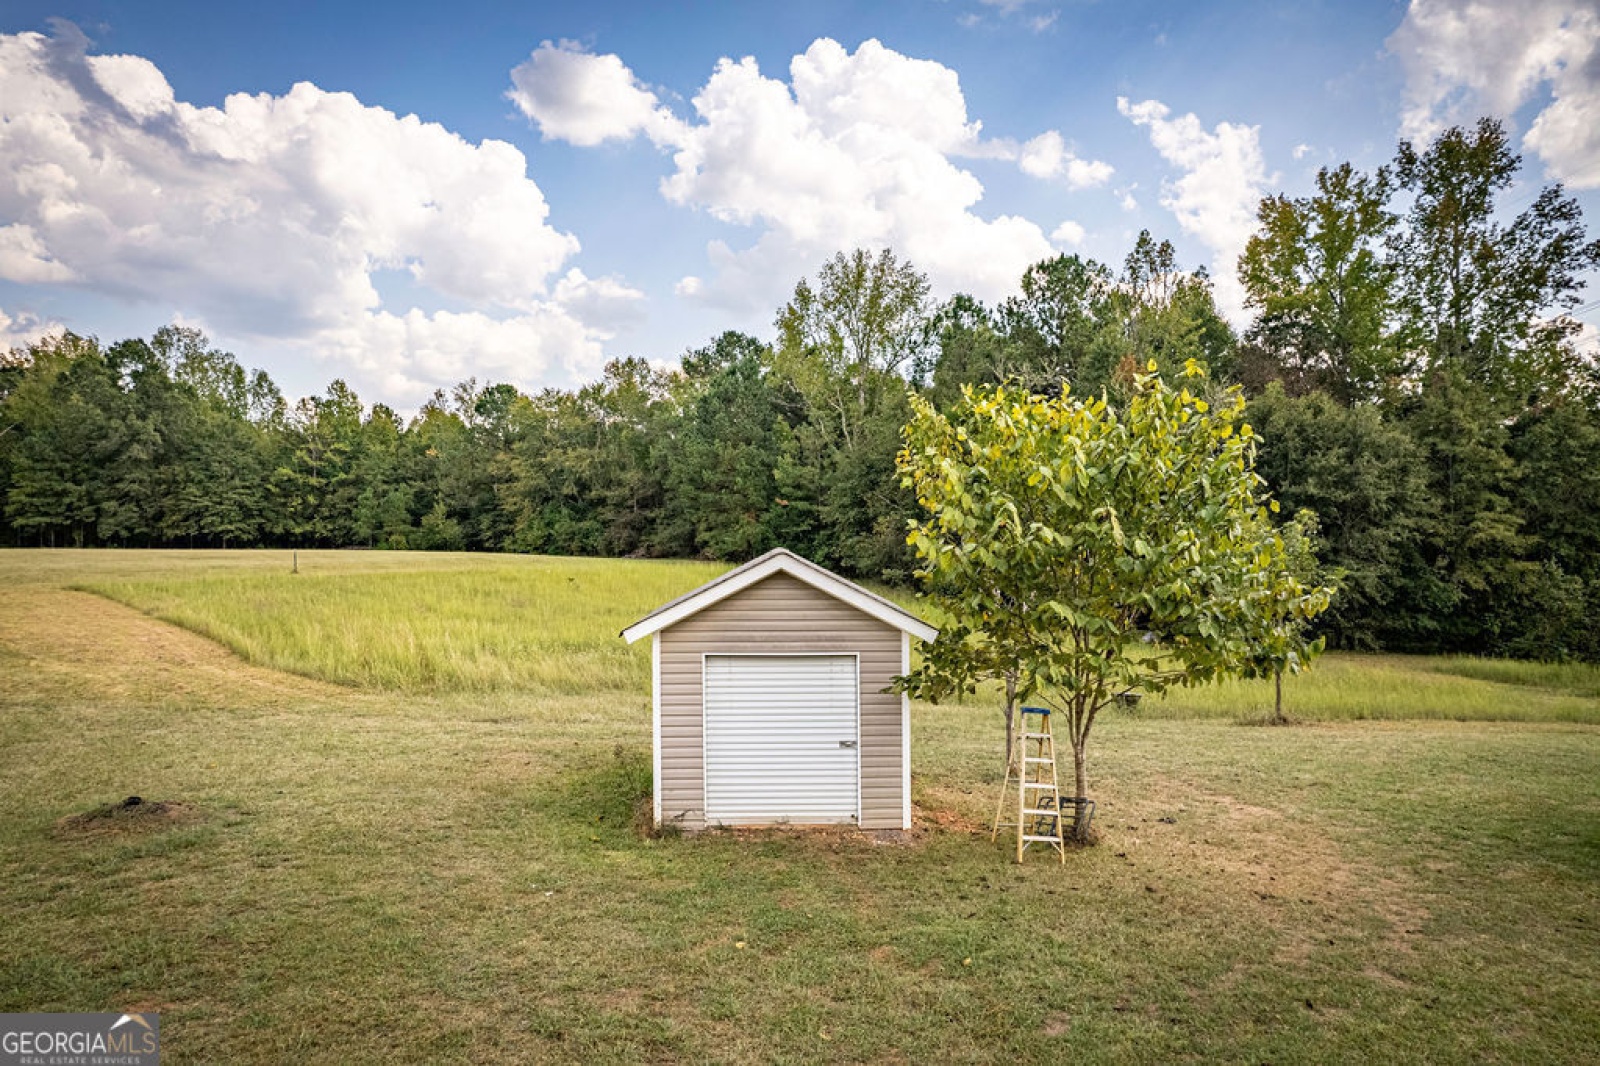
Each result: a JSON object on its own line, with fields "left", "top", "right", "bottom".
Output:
{"left": 2, "top": 549, "right": 1596, "bottom": 1062}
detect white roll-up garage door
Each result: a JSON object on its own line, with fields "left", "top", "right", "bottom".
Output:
{"left": 703, "top": 654, "right": 859, "bottom": 825}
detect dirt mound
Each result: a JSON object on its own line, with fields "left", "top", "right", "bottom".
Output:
{"left": 56, "top": 795, "right": 199, "bottom": 836}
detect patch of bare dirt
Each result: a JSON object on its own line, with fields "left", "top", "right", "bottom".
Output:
{"left": 912, "top": 802, "right": 987, "bottom": 836}
{"left": 1362, "top": 965, "right": 1410, "bottom": 989}
{"left": 706, "top": 822, "right": 915, "bottom": 850}
{"left": 689, "top": 801, "right": 988, "bottom": 849}
{"left": 688, "top": 797, "right": 998, "bottom": 845}
{"left": 55, "top": 795, "right": 201, "bottom": 837}
{"left": 1130, "top": 774, "right": 1432, "bottom": 960}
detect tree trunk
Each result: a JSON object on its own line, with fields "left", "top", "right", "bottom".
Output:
{"left": 991, "top": 676, "right": 1022, "bottom": 842}
{"left": 1002, "top": 675, "right": 1018, "bottom": 771}
{"left": 1069, "top": 741, "right": 1089, "bottom": 842}
{"left": 1274, "top": 667, "right": 1285, "bottom": 724}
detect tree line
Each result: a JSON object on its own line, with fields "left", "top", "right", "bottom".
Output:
{"left": 3, "top": 118, "right": 1598, "bottom": 660}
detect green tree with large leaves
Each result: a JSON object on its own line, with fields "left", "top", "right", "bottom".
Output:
{"left": 897, "top": 362, "right": 1332, "bottom": 839}
{"left": 1239, "top": 509, "right": 1332, "bottom": 723}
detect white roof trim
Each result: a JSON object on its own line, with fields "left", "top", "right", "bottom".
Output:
{"left": 621, "top": 548, "right": 938, "bottom": 644}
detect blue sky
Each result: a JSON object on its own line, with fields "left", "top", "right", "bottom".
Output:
{"left": 2, "top": 0, "right": 1598, "bottom": 408}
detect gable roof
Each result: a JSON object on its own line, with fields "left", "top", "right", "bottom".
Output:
{"left": 620, "top": 548, "right": 938, "bottom": 644}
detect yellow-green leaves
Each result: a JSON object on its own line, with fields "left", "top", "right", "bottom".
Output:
{"left": 897, "top": 367, "right": 1334, "bottom": 723}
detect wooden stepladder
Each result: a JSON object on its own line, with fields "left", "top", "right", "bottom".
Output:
{"left": 992, "top": 705, "right": 1066, "bottom": 863}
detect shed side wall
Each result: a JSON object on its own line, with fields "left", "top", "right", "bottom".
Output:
{"left": 657, "top": 571, "right": 905, "bottom": 830}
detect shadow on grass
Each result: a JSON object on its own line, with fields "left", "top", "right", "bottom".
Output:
{"left": 556, "top": 744, "right": 656, "bottom": 837}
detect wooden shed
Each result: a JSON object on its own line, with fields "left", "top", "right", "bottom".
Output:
{"left": 621, "top": 549, "right": 937, "bottom": 831}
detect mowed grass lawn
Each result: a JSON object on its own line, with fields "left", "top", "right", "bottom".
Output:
{"left": 1, "top": 550, "right": 1596, "bottom": 1063}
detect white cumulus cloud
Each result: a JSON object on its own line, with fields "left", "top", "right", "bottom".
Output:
{"left": 1016, "top": 130, "right": 1115, "bottom": 188}
{"left": 1050, "top": 219, "right": 1086, "bottom": 246}
{"left": 0, "top": 307, "right": 64, "bottom": 351}
{"left": 511, "top": 37, "right": 1102, "bottom": 309}
{"left": 551, "top": 267, "right": 648, "bottom": 333}
{"left": 1118, "top": 96, "right": 1270, "bottom": 319}
{"left": 0, "top": 23, "right": 638, "bottom": 400}
{"left": 321, "top": 305, "right": 608, "bottom": 402}
{"left": 1389, "top": 0, "right": 1600, "bottom": 188}
{"left": 0, "top": 224, "right": 75, "bottom": 283}
{"left": 507, "top": 40, "right": 683, "bottom": 147}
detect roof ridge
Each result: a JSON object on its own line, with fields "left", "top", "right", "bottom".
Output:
{"left": 619, "top": 548, "right": 936, "bottom": 644}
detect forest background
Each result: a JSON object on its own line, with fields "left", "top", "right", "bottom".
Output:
{"left": 6, "top": 119, "right": 1600, "bottom": 661}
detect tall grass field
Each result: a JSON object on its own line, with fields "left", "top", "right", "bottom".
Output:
{"left": 84, "top": 554, "right": 725, "bottom": 693}
{"left": 2, "top": 549, "right": 1597, "bottom": 1063}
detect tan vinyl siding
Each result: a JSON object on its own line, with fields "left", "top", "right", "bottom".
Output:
{"left": 657, "top": 571, "right": 906, "bottom": 830}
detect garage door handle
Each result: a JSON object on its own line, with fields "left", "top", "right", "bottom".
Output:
{"left": 839, "top": 740, "right": 857, "bottom": 749}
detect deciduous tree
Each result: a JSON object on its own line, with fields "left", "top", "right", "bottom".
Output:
{"left": 897, "top": 363, "right": 1332, "bottom": 839}
{"left": 1392, "top": 118, "right": 1600, "bottom": 406}
{"left": 1239, "top": 163, "right": 1400, "bottom": 403}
